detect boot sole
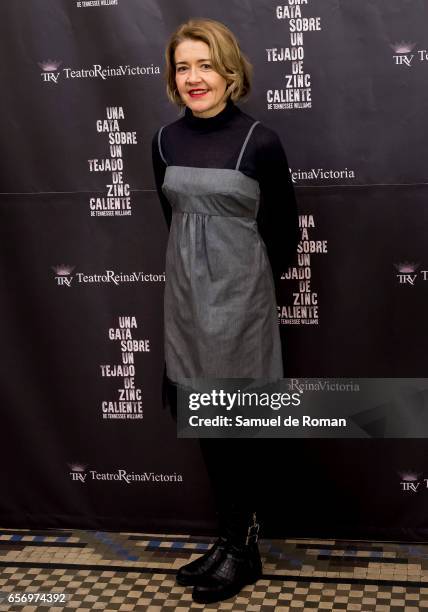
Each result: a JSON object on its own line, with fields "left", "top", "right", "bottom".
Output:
{"left": 192, "top": 572, "right": 262, "bottom": 604}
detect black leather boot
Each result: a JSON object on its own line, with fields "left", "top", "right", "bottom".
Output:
{"left": 176, "top": 535, "right": 229, "bottom": 586}
{"left": 191, "top": 512, "right": 262, "bottom": 604}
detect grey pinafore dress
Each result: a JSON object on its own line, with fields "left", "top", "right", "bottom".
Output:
{"left": 158, "top": 121, "right": 283, "bottom": 383}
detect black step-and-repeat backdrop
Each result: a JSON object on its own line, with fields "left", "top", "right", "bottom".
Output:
{"left": 1, "top": 0, "right": 428, "bottom": 540}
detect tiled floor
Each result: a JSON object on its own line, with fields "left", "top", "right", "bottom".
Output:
{"left": 0, "top": 528, "right": 427, "bottom": 610}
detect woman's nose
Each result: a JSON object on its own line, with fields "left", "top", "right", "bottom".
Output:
{"left": 187, "top": 66, "right": 202, "bottom": 82}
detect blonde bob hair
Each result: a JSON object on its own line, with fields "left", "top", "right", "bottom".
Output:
{"left": 164, "top": 18, "right": 252, "bottom": 107}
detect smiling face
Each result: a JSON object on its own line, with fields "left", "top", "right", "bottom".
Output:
{"left": 174, "top": 39, "right": 229, "bottom": 118}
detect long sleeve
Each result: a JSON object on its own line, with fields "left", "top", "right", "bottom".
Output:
{"left": 255, "top": 129, "right": 300, "bottom": 278}
{"left": 151, "top": 129, "right": 172, "bottom": 229}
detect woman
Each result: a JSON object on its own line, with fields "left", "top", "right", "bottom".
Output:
{"left": 152, "top": 18, "right": 299, "bottom": 604}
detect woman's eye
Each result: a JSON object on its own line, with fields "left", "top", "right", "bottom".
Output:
{"left": 176, "top": 66, "right": 187, "bottom": 72}
{"left": 202, "top": 64, "right": 212, "bottom": 69}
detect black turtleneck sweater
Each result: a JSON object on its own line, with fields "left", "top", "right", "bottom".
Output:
{"left": 151, "top": 98, "right": 299, "bottom": 277}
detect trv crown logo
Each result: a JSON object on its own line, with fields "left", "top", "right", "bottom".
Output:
{"left": 390, "top": 41, "right": 428, "bottom": 67}
{"left": 68, "top": 463, "right": 87, "bottom": 482}
{"left": 52, "top": 265, "right": 75, "bottom": 286}
{"left": 68, "top": 463, "right": 183, "bottom": 484}
{"left": 394, "top": 262, "right": 428, "bottom": 285}
{"left": 51, "top": 265, "right": 165, "bottom": 286}
{"left": 399, "top": 471, "right": 427, "bottom": 493}
{"left": 38, "top": 60, "right": 159, "bottom": 84}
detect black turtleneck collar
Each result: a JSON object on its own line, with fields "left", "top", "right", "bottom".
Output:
{"left": 184, "top": 97, "right": 240, "bottom": 130}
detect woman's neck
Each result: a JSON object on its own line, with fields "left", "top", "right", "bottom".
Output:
{"left": 184, "top": 98, "right": 239, "bottom": 130}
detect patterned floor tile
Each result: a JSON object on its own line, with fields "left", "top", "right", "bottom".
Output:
{"left": 0, "top": 529, "right": 427, "bottom": 610}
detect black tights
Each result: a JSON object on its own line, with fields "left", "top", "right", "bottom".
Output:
{"left": 199, "top": 438, "right": 260, "bottom": 514}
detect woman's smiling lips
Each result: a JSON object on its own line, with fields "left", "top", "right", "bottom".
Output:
{"left": 188, "top": 89, "right": 209, "bottom": 98}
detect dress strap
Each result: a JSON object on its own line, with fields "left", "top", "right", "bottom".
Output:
{"left": 235, "top": 121, "right": 260, "bottom": 170}
{"left": 157, "top": 125, "right": 168, "bottom": 165}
